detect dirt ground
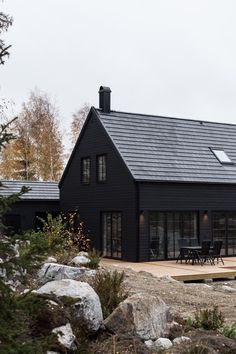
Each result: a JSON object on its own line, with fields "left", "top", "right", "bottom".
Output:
{"left": 102, "top": 264, "right": 236, "bottom": 323}
{"left": 88, "top": 264, "right": 236, "bottom": 354}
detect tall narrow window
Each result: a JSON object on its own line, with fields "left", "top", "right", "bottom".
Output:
{"left": 102, "top": 212, "right": 122, "bottom": 258}
{"left": 97, "top": 155, "right": 107, "bottom": 182}
{"left": 81, "top": 157, "right": 91, "bottom": 184}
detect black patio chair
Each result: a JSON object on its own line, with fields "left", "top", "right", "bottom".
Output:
{"left": 198, "top": 241, "right": 213, "bottom": 266}
{"left": 176, "top": 239, "right": 189, "bottom": 263}
{"left": 210, "top": 241, "right": 224, "bottom": 265}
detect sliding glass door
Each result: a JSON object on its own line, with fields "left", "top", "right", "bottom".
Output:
{"left": 212, "top": 212, "right": 236, "bottom": 256}
{"left": 149, "top": 211, "right": 198, "bottom": 260}
{"left": 102, "top": 212, "right": 122, "bottom": 258}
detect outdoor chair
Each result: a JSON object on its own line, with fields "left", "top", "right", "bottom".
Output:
{"left": 197, "top": 241, "right": 213, "bottom": 266}
{"left": 176, "top": 239, "right": 189, "bottom": 263}
{"left": 210, "top": 240, "right": 224, "bottom": 265}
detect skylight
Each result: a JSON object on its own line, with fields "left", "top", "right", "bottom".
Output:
{"left": 211, "top": 149, "right": 233, "bottom": 164}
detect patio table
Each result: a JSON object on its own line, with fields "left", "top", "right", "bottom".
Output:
{"left": 179, "top": 246, "right": 213, "bottom": 265}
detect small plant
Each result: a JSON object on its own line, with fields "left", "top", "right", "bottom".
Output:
{"left": 182, "top": 344, "right": 211, "bottom": 354}
{"left": 85, "top": 248, "right": 102, "bottom": 269}
{"left": 65, "top": 212, "right": 90, "bottom": 252}
{"left": 40, "top": 213, "right": 66, "bottom": 251}
{"left": 194, "top": 306, "right": 224, "bottom": 330}
{"left": 220, "top": 322, "right": 236, "bottom": 339}
{"left": 91, "top": 270, "right": 129, "bottom": 318}
{"left": 39, "top": 212, "right": 91, "bottom": 263}
{"left": 186, "top": 316, "right": 194, "bottom": 328}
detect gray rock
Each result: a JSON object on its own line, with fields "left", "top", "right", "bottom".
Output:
{"left": 71, "top": 255, "right": 90, "bottom": 266}
{"left": 222, "top": 285, "right": 236, "bottom": 292}
{"left": 36, "top": 279, "right": 103, "bottom": 333}
{"left": 154, "top": 338, "right": 173, "bottom": 350}
{"left": 45, "top": 256, "right": 57, "bottom": 263}
{"left": 38, "top": 263, "right": 95, "bottom": 284}
{"left": 47, "top": 352, "right": 60, "bottom": 354}
{"left": 144, "top": 339, "right": 154, "bottom": 349}
{"left": 78, "top": 251, "right": 89, "bottom": 257}
{"left": 104, "top": 293, "right": 169, "bottom": 340}
{"left": 52, "top": 323, "right": 77, "bottom": 350}
{"left": 173, "top": 336, "right": 191, "bottom": 345}
{"left": 0, "top": 267, "right": 6, "bottom": 278}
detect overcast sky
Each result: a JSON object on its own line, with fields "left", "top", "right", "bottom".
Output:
{"left": 1, "top": 0, "right": 236, "bottom": 149}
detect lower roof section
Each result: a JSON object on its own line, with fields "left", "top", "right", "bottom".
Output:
{"left": 0, "top": 180, "right": 59, "bottom": 201}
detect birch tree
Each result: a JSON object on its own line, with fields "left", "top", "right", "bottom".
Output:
{"left": 70, "top": 103, "right": 90, "bottom": 145}
{"left": 0, "top": 91, "right": 64, "bottom": 181}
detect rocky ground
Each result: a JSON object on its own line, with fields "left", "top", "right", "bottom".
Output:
{"left": 91, "top": 263, "right": 236, "bottom": 354}
{"left": 103, "top": 264, "right": 236, "bottom": 323}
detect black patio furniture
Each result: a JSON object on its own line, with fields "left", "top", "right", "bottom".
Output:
{"left": 210, "top": 240, "right": 224, "bottom": 265}
{"left": 176, "top": 239, "right": 192, "bottom": 263}
{"left": 197, "top": 241, "right": 213, "bottom": 266}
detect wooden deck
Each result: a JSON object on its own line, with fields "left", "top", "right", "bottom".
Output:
{"left": 101, "top": 257, "right": 236, "bottom": 282}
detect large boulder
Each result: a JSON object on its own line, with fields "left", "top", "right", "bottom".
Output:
{"left": 104, "top": 293, "right": 169, "bottom": 340}
{"left": 38, "top": 263, "right": 95, "bottom": 284}
{"left": 36, "top": 279, "right": 103, "bottom": 333}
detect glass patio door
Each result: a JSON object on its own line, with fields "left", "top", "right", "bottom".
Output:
{"left": 213, "top": 212, "right": 236, "bottom": 256}
{"left": 149, "top": 211, "right": 198, "bottom": 260}
{"left": 102, "top": 212, "right": 122, "bottom": 258}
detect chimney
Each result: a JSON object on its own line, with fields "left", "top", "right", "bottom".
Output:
{"left": 99, "top": 86, "right": 111, "bottom": 113}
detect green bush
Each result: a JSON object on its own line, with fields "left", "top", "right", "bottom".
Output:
{"left": 39, "top": 212, "right": 90, "bottom": 263}
{"left": 194, "top": 306, "right": 224, "bottom": 330}
{"left": 85, "top": 248, "right": 101, "bottom": 269}
{"left": 91, "top": 270, "right": 129, "bottom": 318}
{"left": 220, "top": 322, "right": 236, "bottom": 339}
{"left": 0, "top": 288, "right": 59, "bottom": 354}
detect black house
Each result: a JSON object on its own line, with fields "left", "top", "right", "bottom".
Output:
{"left": 1, "top": 180, "right": 59, "bottom": 234}
{"left": 60, "top": 86, "right": 236, "bottom": 262}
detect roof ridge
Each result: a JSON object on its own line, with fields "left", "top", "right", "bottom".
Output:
{"left": 1, "top": 180, "right": 58, "bottom": 184}
{"left": 96, "top": 108, "right": 236, "bottom": 128}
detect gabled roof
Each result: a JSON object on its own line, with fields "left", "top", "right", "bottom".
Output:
{"left": 96, "top": 109, "right": 236, "bottom": 184}
{"left": 0, "top": 180, "right": 59, "bottom": 200}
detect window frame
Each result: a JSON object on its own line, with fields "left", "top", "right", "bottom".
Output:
{"left": 148, "top": 210, "right": 199, "bottom": 260}
{"left": 81, "top": 156, "right": 91, "bottom": 185}
{"left": 96, "top": 154, "right": 107, "bottom": 183}
{"left": 210, "top": 148, "right": 234, "bottom": 165}
{"left": 101, "top": 211, "right": 122, "bottom": 259}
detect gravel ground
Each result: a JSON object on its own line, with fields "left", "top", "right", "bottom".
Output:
{"left": 103, "top": 264, "right": 236, "bottom": 323}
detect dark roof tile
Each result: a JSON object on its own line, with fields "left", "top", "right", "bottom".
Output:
{"left": 97, "top": 109, "right": 236, "bottom": 183}
{"left": 0, "top": 180, "right": 59, "bottom": 200}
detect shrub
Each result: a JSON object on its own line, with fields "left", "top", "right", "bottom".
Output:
{"left": 194, "top": 306, "right": 224, "bottom": 330}
{"left": 220, "top": 322, "right": 236, "bottom": 339}
{"left": 85, "top": 248, "right": 102, "bottom": 269}
{"left": 40, "top": 213, "right": 66, "bottom": 251}
{"left": 65, "top": 212, "right": 90, "bottom": 252}
{"left": 39, "top": 212, "right": 90, "bottom": 263}
{"left": 0, "top": 289, "right": 59, "bottom": 353}
{"left": 91, "top": 270, "right": 129, "bottom": 318}
{"left": 182, "top": 344, "right": 211, "bottom": 354}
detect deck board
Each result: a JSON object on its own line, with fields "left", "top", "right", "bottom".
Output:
{"left": 101, "top": 257, "right": 236, "bottom": 282}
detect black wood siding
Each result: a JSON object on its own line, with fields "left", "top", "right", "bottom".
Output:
{"left": 138, "top": 182, "right": 236, "bottom": 261}
{"left": 6, "top": 200, "right": 60, "bottom": 231}
{"left": 60, "top": 112, "right": 138, "bottom": 261}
